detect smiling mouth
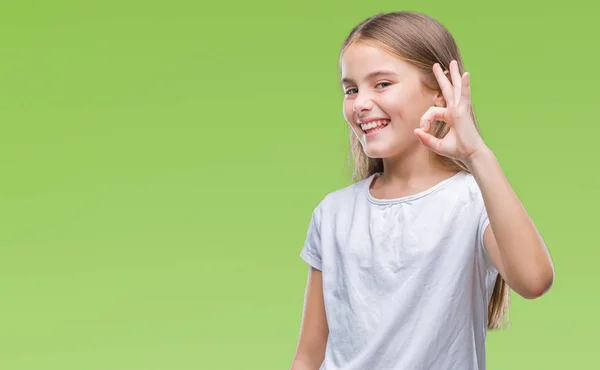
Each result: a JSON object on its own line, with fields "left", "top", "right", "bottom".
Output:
{"left": 360, "top": 119, "right": 390, "bottom": 134}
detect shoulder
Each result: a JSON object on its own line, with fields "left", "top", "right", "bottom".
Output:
{"left": 450, "top": 171, "right": 485, "bottom": 204}
{"left": 430, "top": 171, "right": 486, "bottom": 219}
{"left": 454, "top": 172, "right": 489, "bottom": 230}
{"left": 311, "top": 175, "right": 373, "bottom": 216}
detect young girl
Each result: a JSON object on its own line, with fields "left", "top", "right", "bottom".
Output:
{"left": 290, "top": 11, "right": 555, "bottom": 370}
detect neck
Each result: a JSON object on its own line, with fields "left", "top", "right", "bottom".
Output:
{"left": 378, "top": 145, "right": 457, "bottom": 188}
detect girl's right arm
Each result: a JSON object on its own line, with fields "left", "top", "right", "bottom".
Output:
{"left": 290, "top": 266, "right": 329, "bottom": 370}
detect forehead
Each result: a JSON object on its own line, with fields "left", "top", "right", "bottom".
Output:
{"left": 340, "top": 42, "right": 415, "bottom": 83}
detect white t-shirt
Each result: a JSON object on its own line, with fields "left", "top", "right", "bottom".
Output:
{"left": 300, "top": 171, "right": 499, "bottom": 370}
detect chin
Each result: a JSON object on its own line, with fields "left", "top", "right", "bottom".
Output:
{"left": 361, "top": 143, "right": 398, "bottom": 159}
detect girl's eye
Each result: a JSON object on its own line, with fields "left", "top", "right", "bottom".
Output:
{"left": 344, "top": 82, "right": 391, "bottom": 95}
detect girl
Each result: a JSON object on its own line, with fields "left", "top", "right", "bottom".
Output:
{"left": 290, "top": 11, "right": 555, "bottom": 370}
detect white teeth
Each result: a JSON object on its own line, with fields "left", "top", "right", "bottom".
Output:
{"left": 360, "top": 120, "right": 390, "bottom": 131}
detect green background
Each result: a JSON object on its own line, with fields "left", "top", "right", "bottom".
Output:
{"left": 0, "top": 0, "right": 596, "bottom": 369}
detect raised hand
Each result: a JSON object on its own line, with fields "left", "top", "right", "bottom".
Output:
{"left": 414, "top": 60, "right": 487, "bottom": 164}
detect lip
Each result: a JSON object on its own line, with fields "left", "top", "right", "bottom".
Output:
{"left": 357, "top": 117, "right": 390, "bottom": 124}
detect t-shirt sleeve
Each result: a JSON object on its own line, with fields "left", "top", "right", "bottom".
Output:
{"left": 478, "top": 204, "right": 497, "bottom": 275}
{"left": 299, "top": 204, "right": 323, "bottom": 271}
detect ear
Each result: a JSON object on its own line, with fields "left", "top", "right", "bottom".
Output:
{"left": 433, "top": 89, "right": 446, "bottom": 108}
{"left": 432, "top": 69, "right": 449, "bottom": 107}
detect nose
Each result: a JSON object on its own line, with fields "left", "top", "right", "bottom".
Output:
{"left": 353, "top": 91, "right": 374, "bottom": 114}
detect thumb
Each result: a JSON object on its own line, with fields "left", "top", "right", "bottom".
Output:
{"left": 414, "top": 128, "right": 443, "bottom": 153}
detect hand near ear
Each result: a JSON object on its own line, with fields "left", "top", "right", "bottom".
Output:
{"left": 414, "top": 60, "right": 487, "bottom": 163}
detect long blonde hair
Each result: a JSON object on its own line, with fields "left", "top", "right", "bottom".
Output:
{"left": 340, "top": 11, "right": 510, "bottom": 330}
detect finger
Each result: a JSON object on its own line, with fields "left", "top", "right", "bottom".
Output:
{"left": 461, "top": 72, "right": 471, "bottom": 103}
{"left": 414, "top": 128, "right": 444, "bottom": 153}
{"left": 420, "top": 106, "right": 447, "bottom": 132}
{"left": 449, "top": 60, "right": 462, "bottom": 104}
{"left": 433, "top": 63, "right": 453, "bottom": 106}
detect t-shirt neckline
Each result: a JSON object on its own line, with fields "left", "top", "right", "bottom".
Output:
{"left": 366, "top": 171, "right": 466, "bottom": 205}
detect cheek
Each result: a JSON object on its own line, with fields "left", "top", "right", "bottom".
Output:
{"left": 378, "top": 94, "right": 405, "bottom": 121}
{"left": 343, "top": 100, "right": 354, "bottom": 122}
{"left": 384, "top": 89, "right": 429, "bottom": 122}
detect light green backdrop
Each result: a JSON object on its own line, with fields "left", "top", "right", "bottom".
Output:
{"left": 1, "top": 0, "right": 596, "bottom": 369}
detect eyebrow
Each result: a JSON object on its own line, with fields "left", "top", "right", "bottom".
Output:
{"left": 341, "top": 70, "right": 399, "bottom": 85}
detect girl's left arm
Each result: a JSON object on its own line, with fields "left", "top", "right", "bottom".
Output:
{"left": 465, "top": 147, "right": 555, "bottom": 299}
{"left": 414, "top": 60, "right": 555, "bottom": 299}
